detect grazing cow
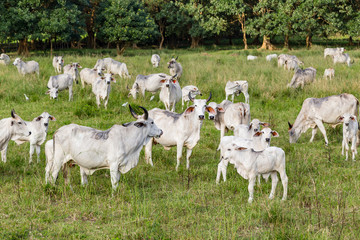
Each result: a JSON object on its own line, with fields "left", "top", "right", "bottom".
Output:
{"left": 46, "top": 74, "right": 74, "bottom": 101}
{"left": 323, "top": 68, "right": 335, "bottom": 80}
{"left": 64, "top": 62, "right": 82, "bottom": 83}
{"left": 52, "top": 56, "right": 64, "bottom": 73}
{"left": 288, "top": 93, "right": 359, "bottom": 145}
{"left": 80, "top": 67, "right": 105, "bottom": 88}
{"left": 94, "top": 57, "right": 130, "bottom": 78}
{"left": 167, "top": 57, "right": 183, "bottom": 80}
{"left": 145, "top": 93, "right": 215, "bottom": 170}
{"left": 151, "top": 54, "right": 161, "bottom": 67}
{"left": 13, "top": 58, "right": 39, "bottom": 76}
{"left": 324, "top": 47, "right": 344, "bottom": 58}
{"left": 0, "top": 110, "right": 31, "bottom": 163}
{"left": 333, "top": 52, "right": 352, "bottom": 66}
{"left": 0, "top": 53, "right": 11, "bottom": 65}
{"left": 182, "top": 85, "right": 202, "bottom": 108}
{"left": 92, "top": 73, "right": 116, "bottom": 109}
{"left": 13, "top": 112, "right": 55, "bottom": 163}
{"left": 266, "top": 54, "right": 277, "bottom": 62}
{"left": 247, "top": 55, "right": 257, "bottom": 61}
{"left": 278, "top": 54, "right": 303, "bottom": 67}
{"left": 45, "top": 106, "right": 163, "bottom": 190}
{"left": 287, "top": 67, "right": 316, "bottom": 89}
{"left": 338, "top": 113, "right": 358, "bottom": 161}
{"left": 222, "top": 144, "right": 288, "bottom": 203}
{"left": 128, "top": 73, "right": 173, "bottom": 99}
{"left": 225, "top": 80, "right": 249, "bottom": 104}
{"left": 159, "top": 76, "right": 182, "bottom": 112}
{"left": 284, "top": 59, "right": 299, "bottom": 71}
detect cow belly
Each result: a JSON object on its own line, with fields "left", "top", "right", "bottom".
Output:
{"left": 69, "top": 151, "right": 109, "bottom": 170}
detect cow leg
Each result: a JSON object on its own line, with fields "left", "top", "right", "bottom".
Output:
{"left": 342, "top": 138, "right": 346, "bottom": 156}
{"left": 216, "top": 159, "right": 228, "bottom": 184}
{"left": 279, "top": 170, "right": 288, "bottom": 201}
{"left": 63, "top": 163, "right": 70, "bottom": 185}
{"left": 176, "top": 143, "right": 184, "bottom": 171}
{"left": 310, "top": 127, "right": 317, "bottom": 142}
{"left": 220, "top": 124, "right": 226, "bottom": 139}
{"left": 231, "top": 94, "right": 234, "bottom": 103}
{"left": 69, "top": 85, "right": 73, "bottom": 101}
{"left": 269, "top": 172, "right": 278, "bottom": 199}
{"left": 345, "top": 139, "right": 349, "bottom": 161}
{"left": 314, "top": 119, "right": 329, "bottom": 145}
{"left": 104, "top": 96, "right": 109, "bottom": 109}
{"left": 80, "top": 167, "right": 88, "bottom": 185}
{"left": 1, "top": 144, "right": 8, "bottom": 163}
{"left": 351, "top": 136, "right": 357, "bottom": 161}
{"left": 247, "top": 177, "right": 256, "bottom": 203}
{"left": 144, "top": 139, "right": 154, "bottom": 166}
{"left": 244, "top": 92, "right": 250, "bottom": 104}
{"left": 29, "top": 144, "right": 35, "bottom": 163}
{"left": 110, "top": 167, "right": 121, "bottom": 191}
{"left": 36, "top": 145, "right": 41, "bottom": 163}
{"left": 186, "top": 148, "right": 192, "bottom": 170}
{"left": 96, "top": 95, "right": 101, "bottom": 108}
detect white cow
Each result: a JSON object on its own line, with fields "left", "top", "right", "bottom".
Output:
{"left": 80, "top": 67, "right": 105, "bottom": 88}
{"left": 288, "top": 93, "right": 359, "bottom": 145}
{"left": 46, "top": 74, "right": 74, "bottom": 101}
{"left": 92, "top": 73, "right": 116, "bottom": 109}
{"left": 339, "top": 113, "right": 358, "bottom": 161}
{"left": 284, "top": 59, "right": 299, "bottom": 71}
{"left": 278, "top": 54, "right": 303, "bottom": 67}
{"left": 64, "top": 62, "right": 82, "bottom": 83}
{"left": 13, "top": 112, "right": 55, "bottom": 163}
{"left": 145, "top": 93, "right": 215, "bottom": 170}
{"left": 0, "top": 110, "right": 32, "bottom": 163}
{"left": 323, "top": 68, "right": 335, "bottom": 80}
{"left": 159, "top": 76, "right": 182, "bottom": 112}
{"left": 266, "top": 54, "right": 277, "bottom": 62}
{"left": 287, "top": 67, "right": 316, "bottom": 89}
{"left": 333, "top": 52, "right": 352, "bottom": 66}
{"left": 324, "top": 47, "right": 344, "bottom": 58}
{"left": 0, "top": 53, "right": 11, "bottom": 65}
{"left": 167, "top": 57, "right": 183, "bottom": 80}
{"left": 151, "top": 54, "right": 161, "bottom": 67}
{"left": 13, "top": 58, "right": 39, "bottom": 76}
{"left": 222, "top": 144, "right": 288, "bottom": 203}
{"left": 128, "top": 73, "right": 173, "bottom": 99}
{"left": 182, "top": 85, "right": 202, "bottom": 109}
{"left": 45, "top": 106, "right": 162, "bottom": 190}
{"left": 225, "top": 80, "right": 249, "bottom": 104}
{"left": 52, "top": 56, "right": 64, "bottom": 73}
{"left": 94, "top": 57, "right": 130, "bottom": 78}
{"left": 247, "top": 55, "right": 257, "bottom": 61}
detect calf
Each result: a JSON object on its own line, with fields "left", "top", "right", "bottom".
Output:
{"left": 64, "top": 62, "right": 82, "bottom": 83}
{"left": 225, "top": 80, "right": 249, "bottom": 104}
{"left": 0, "top": 53, "right": 11, "bottom": 65}
{"left": 52, "top": 56, "right": 64, "bottom": 73}
{"left": 13, "top": 112, "right": 55, "bottom": 163}
{"left": 0, "top": 110, "right": 31, "bottom": 163}
{"left": 159, "top": 76, "right": 182, "bottom": 112}
{"left": 284, "top": 59, "right": 299, "bottom": 71}
{"left": 13, "top": 58, "right": 39, "bottom": 76}
{"left": 182, "top": 85, "right": 202, "bottom": 109}
{"left": 92, "top": 73, "right": 116, "bottom": 109}
{"left": 324, "top": 47, "right": 344, "bottom": 58}
{"left": 80, "top": 67, "right": 104, "bottom": 88}
{"left": 247, "top": 55, "right": 257, "bottom": 61}
{"left": 46, "top": 74, "right": 74, "bottom": 101}
{"left": 288, "top": 67, "right": 316, "bottom": 89}
{"left": 222, "top": 144, "right": 288, "bottom": 203}
{"left": 266, "top": 54, "right": 277, "bottom": 62}
{"left": 324, "top": 68, "right": 335, "bottom": 80}
{"left": 333, "top": 52, "right": 352, "bottom": 66}
{"left": 167, "top": 57, "right": 183, "bottom": 80}
{"left": 338, "top": 113, "right": 358, "bottom": 161}
{"left": 128, "top": 73, "right": 173, "bottom": 99}
{"left": 151, "top": 54, "right": 161, "bottom": 67}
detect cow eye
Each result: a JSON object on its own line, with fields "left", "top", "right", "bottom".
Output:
{"left": 18, "top": 122, "right": 22, "bottom": 124}
{"left": 151, "top": 121, "right": 154, "bottom": 124}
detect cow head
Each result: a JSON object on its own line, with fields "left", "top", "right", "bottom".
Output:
{"left": 338, "top": 113, "right": 357, "bottom": 128}
{"left": 288, "top": 121, "right": 301, "bottom": 143}
{"left": 35, "top": 112, "right": 56, "bottom": 132}
{"left": 249, "top": 119, "right": 268, "bottom": 133}
{"left": 187, "top": 92, "right": 215, "bottom": 120}
{"left": 160, "top": 74, "right": 177, "bottom": 88}
{"left": 128, "top": 82, "right": 139, "bottom": 99}
{"left": 10, "top": 109, "right": 31, "bottom": 139}
{"left": 167, "top": 57, "right": 177, "bottom": 69}
{"left": 13, "top": 58, "right": 22, "bottom": 66}
{"left": 101, "top": 73, "right": 115, "bottom": 85}
{"left": 129, "top": 105, "right": 163, "bottom": 138}
{"left": 46, "top": 88, "right": 59, "bottom": 100}
{"left": 253, "top": 127, "right": 279, "bottom": 147}
{"left": 56, "top": 56, "right": 64, "bottom": 65}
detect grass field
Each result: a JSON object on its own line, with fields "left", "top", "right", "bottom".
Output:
{"left": 0, "top": 46, "right": 359, "bottom": 239}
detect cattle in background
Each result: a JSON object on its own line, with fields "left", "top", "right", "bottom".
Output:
{"left": 52, "top": 56, "right": 64, "bottom": 73}
{"left": 13, "top": 112, "right": 55, "bottom": 163}
{"left": 284, "top": 59, "right": 299, "bottom": 71}
{"left": 45, "top": 105, "right": 162, "bottom": 190}
{"left": 94, "top": 57, "right": 130, "bottom": 78}
{"left": 145, "top": 93, "right": 215, "bottom": 170}
{"left": 0, "top": 53, "right": 11, "bottom": 65}
{"left": 266, "top": 54, "right": 277, "bottom": 62}
{"left": 324, "top": 68, "right": 335, "bottom": 80}
{"left": 13, "top": 58, "right": 39, "bottom": 76}
{"left": 64, "top": 62, "right": 82, "bottom": 83}
{"left": 159, "top": 75, "right": 182, "bottom": 112}
{"left": 333, "top": 52, "right": 352, "bottom": 66}
{"left": 128, "top": 73, "right": 173, "bottom": 99}
{"left": 167, "top": 57, "right": 183, "bottom": 80}
{"left": 278, "top": 54, "right": 303, "bottom": 68}
{"left": 288, "top": 93, "right": 359, "bottom": 145}
{"left": 151, "top": 54, "right": 161, "bottom": 67}
{"left": 247, "top": 55, "right": 257, "bottom": 61}
{"left": 324, "top": 47, "right": 344, "bottom": 58}
{"left": 80, "top": 67, "right": 104, "bottom": 88}
{"left": 182, "top": 85, "right": 202, "bottom": 109}
{"left": 225, "top": 80, "right": 249, "bottom": 104}
{"left": 92, "top": 73, "right": 116, "bottom": 109}
{"left": 46, "top": 73, "right": 75, "bottom": 101}
{"left": 0, "top": 110, "right": 31, "bottom": 163}
{"left": 338, "top": 113, "right": 358, "bottom": 161}
{"left": 287, "top": 67, "right": 316, "bottom": 89}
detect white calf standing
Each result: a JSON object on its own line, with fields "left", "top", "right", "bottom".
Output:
{"left": 225, "top": 80, "right": 249, "bottom": 104}
{"left": 167, "top": 57, "right": 183, "bottom": 80}
{"left": 182, "top": 85, "right": 201, "bottom": 108}
{"left": 151, "top": 54, "right": 161, "bottom": 67}
{"left": 0, "top": 53, "right": 11, "bottom": 65}
{"left": 339, "top": 113, "right": 358, "bottom": 161}
{"left": 159, "top": 76, "right": 182, "bottom": 112}
{"left": 323, "top": 68, "right": 335, "bottom": 80}
{"left": 92, "top": 73, "right": 116, "bottom": 109}
{"left": 13, "top": 58, "right": 39, "bottom": 76}
{"left": 46, "top": 74, "right": 74, "bottom": 101}
{"left": 52, "top": 56, "right": 64, "bottom": 73}
{"left": 80, "top": 67, "right": 104, "bottom": 88}
{"left": 64, "top": 62, "right": 82, "bottom": 83}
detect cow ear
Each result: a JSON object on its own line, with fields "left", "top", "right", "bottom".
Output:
{"left": 350, "top": 116, "right": 356, "bottom": 121}
{"left": 172, "top": 80, "right": 177, "bottom": 84}
{"left": 36, "top": 116, "right": 43, "bottom": 121}
{"left": 271, "top": 131, "right": 279, "bottom": 137}
{"left": 253, "top": 132, "right": 262, "bottom": 137}
{"left": 236, "top": 147, "right": 247, "bottom": 151}
{"left": 261, "top": 122, "right": 270, "bottom": 127}
{"left": 185, "top": 106, "right": 195, "bottom": 114}
{"left": 248, "top": 123, "right": 253, "bottom": 131}
{"left": 217, "top": 107, "right": 225, "bottom": 113}
{"left": 160, "top": 79, "right": 166, "bottom": 83}
{"left": 111, "top": 77, "right": 116, "bottom": 82}
{"left": 46, "top": 90, "right": 50, "bottom": 95}
{"left": 49, "top": 116, "right": 56, "bottom": 121}
{"left": 338, "top": 116, "right": 344, "bottom": 122}
{"left": 288, "top": 121, "right": 293, "bottom": 130}
{"left": 134, "top": 122, "right": 146, "bottom": 128}
{"left": 206, "top": 106, "right": 216, "bottom": 115}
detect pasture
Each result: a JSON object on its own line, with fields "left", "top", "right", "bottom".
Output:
{"left": 0, "top": 46, "right": 359, "bottom": 239}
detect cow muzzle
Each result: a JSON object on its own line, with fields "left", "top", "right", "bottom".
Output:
{"left": 345, "top": 123, "right": 349, "bottom": 126}
{"left": 199, "top": 115, "right": 204, "bottom": 120}
{"left": 155, "top": 130, "right": 163, "bottom": 138}
{"left": 209, "top": 116, "right": 215, "bottom": 120}
{"left": 265, "top": 138, "right": 270, "bottom": 142}
{"left": 44, "top": 123, "right": 48, "bottom": 127}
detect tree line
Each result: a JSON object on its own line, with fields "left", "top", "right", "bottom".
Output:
{"left": 1, "top": 0, "right": 359, "bottom": 56}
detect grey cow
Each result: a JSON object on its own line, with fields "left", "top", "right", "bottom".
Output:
{"left": 288, "top": 67, "right": 316, "bottom": 89}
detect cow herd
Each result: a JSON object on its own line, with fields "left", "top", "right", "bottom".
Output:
{"left": 0, "top": 48, "right": 357, "bottom": 203}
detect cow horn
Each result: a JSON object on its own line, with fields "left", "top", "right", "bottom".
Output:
{"left": 188, "top": 92, "right": 194, "bottom": 102}
{"left": 11, "top": 109, "right": 16, "bottom": 118}
{"left": 126, "top": 85, "right": 129, "bottom": 90}
{"left": 172, "top": 73, "right": 178, "bottom": 79}
{"left": 129, "top": 105, "right": 138, "bottom": 119}
{"left": 139, "top": 106, "right": 148, "bottom": 120}
{"left": 288, "top": 121, "right": 293, "bottom": 129}
{"left": 206, "top": 92, "right": 212, "bottom": 103}
{"left": 175, "top": 56, "right": 178, "bottom": 60}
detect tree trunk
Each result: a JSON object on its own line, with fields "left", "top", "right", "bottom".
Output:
{"left": 259, "top": 35, "right": 276, "bottom": 50}
{"left": 159, "top": 23, "right": 165, "bottom": 49}
{"left": 349, "top": 36, "right": 354, "bottom": 46}
{"left": 284, "top": 35, "right": 289, "bottom": 49}
{"left": 17, "top": 39, "right": 29, "bottom": 56}
{"left": 85, "top": 6, "right": 97, "bottom": 49}
{"left": 239, "top": 13, "right": 248, "bottom": 50}
{"left": 190, "top": 37, "right": 201, "bottom": 48}
{"left": 116, "top": 42, "right": 126, "bottom": 55}
{"left": 306, "top": 34, "right": 312, "bottom": 49}
{"left": 50, "top": 38, "right": 53, "bottom": 58}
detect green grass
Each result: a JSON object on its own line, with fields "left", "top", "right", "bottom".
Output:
{"left": 0, "top": 46, "right": 359, "bottom": 239}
